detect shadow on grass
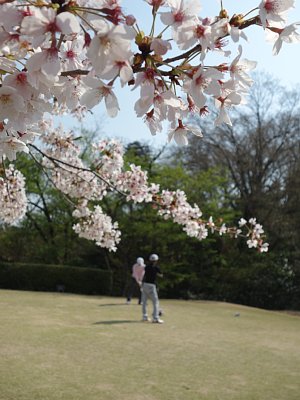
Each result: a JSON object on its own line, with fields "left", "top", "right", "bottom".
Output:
{"left": 98, "top": 303, "right": 129, "bottom": 307}
{"left": 93, "top": 320, "right": 141, "bottom": 325}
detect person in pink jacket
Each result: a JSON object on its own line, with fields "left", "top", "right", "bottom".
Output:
{"left": 126, "top": 257, "right": 145, "bottom": 305}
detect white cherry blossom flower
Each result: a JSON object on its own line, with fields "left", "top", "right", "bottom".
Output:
{"left": 144, "top": 109, "right": 163, "bottom": 135}
{"left": 134, "top": 78, "right": 156, "bottom": 117}
{"left": 87, "top": 21, "right": 134, "bottom": 75}
{"left": 0, "top": 136, "right": 29, "bottom": 161}
{"left": 3, "top": 71, "right": 36, "bottom": 100}
{"left": 21, "top": 8, "right": 80, "bottom": 48}
{"left": 219, "top": 223, "right": 227, "bottom": 235}
{"left": 213, "top": 18, "right": 248, "bottom": 43}
{"left": 168, "top": 119, "right": 202, "bottom": 146}
{"left": 214, "top": 90, "right": 242, "bottom": 126}
{"left": 150, "top": 37, "right": 172, "bottom": 55}
{"left": 183, "top": 66, "right": 223, "bottom": 109}
{"left": 0, "top": 85, "right": 25, "bottom": 121}
{"left": 101, "top": 59, "right": 133, "bottom": 87}
{"left": 160, "top": 0, "right": 201, "bottom": 30}
{"left": 259, "top": 242, "right": 269, "bottom": 252}
{"left": 229, "top": 45, "right": 257, "bottom": 88}
{"left": 207, "top": 216, "right": 215, "bottom": 233}
{"left": 53, "top": 77, "right": 85, "bottom": 111}
{"left": 80, "top": 76, "right": 119, "bottom": 117}
{"left": 247, "top": 238, "right": 258, "bottom": 248}
{"left": 265, "top": 23, "right": 300, "bottom": 54}
{"left": 239, "top": 218, "right": 247, "bottom": 227}
{"left": 259, "top": 0, "right": 295, "bottom": 28}
{"left": 26, "top": 48, "right": 61, "bottom": 83}
{"left": 0, "top": 32, "right": 30, "bottom": 59}
{"left": 176, "top": 17, "right": 215, "bottom": 55}
{"left": 0, "top": 3, "right": 24, "bottom": 32}
{"left": 60, "top": 37, "right": 86, "bottom": 71}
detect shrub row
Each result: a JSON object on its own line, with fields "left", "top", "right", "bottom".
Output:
{"left": 0, "top": 262, "right": 113, "bottom": 295}
{"left": 160, "top": 261, "right": 300, "bottom": 310}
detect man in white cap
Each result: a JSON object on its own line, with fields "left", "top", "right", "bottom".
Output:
{"left": 141, "top": 254, "right": 164, "bottom": 323}
{"left": 126, "top": 257, "right": 145, "bottom": 305}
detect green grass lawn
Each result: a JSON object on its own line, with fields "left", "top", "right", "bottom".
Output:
{"left": 0, "top": 289, "right": 300, "bottom": 400}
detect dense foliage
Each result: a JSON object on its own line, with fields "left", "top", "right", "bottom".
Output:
{"left": 0, "top": 262, "right": 113, "bottom": 295}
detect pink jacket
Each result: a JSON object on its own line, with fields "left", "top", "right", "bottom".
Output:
{"left": 132, "top": 263, "right": 145, "bottom": 283}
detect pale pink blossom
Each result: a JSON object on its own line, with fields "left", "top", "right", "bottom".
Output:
{"left": 219, "top": 224, "right": 227, "bottom": 236}
{"left": 87, "top": 21, "right": 134, "bottom": 75}
{"left": 0, "top": 136, "right": 29, "bottom": 161}
{"left": 213, "top": 18, "right": 248, "bottom": 43}
{"left": 0, "top": 85, "right": 25, "bottom": 121}
{"left": 239, "top": 218, "right": 247, "bottom": 227}
{"left": 259, "top": 242, "right": 269, "bottom": 252}
{"left": 214, "top": 91, "right": 243, "bottom": 126}
{"left": 101, "top": 59, "right": 133, "bottom": 87}
{"left": 0, "top": 32, "right": 30, "bottom": 59}
{"left": 176, "top": 17, "right": 215, "bottom": 56}
{"left": 183, "top": 66, "right": 223, "bottom": 109}
{"left": 21, "top": 8, "right": 80, "bottom": 48}
{"left": 207, "top": 216, "right": 215, "bottom": 233}
{"left": 229, "top": 45, "right": 257, "bottom": 88}
{"left": 80, "top": 76, "right": 119, "bottom": 117}
{"left": 265, "top": 23, "right": 300, "bottom": 54}
{"left": 60, "top": 37, "right": 86, "bottom": 71}
{"left": 144, "top": 109, "right": 163, "bottom": 135}
{"left": 26, "top": 48, "right": 61, "bottom": 82}
{"left": 53, "top": 77, "right": 85, "bottom": 111}
{"left": 150, "top": 37, "right": 172, "bottom": 55}
{"left": 247, "top": 238, "right": 258, "bottom": 248}
{"left": 259, "top": 0, "right": 295, "bottom": 28}
{"left": 168, "top": 120, "right": 202, "bottom": 146}
{"left": 0, "top": 3, "right": 24, "bottom": 32}
{"left": 3, "top": 71, "right": 36, "bottom": 100}
{"left": 160, "top": 0, "right": 201, "bottom": 29}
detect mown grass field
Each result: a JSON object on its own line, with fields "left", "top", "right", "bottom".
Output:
{"left": 0, "top": 289, "right": 300, "bottom": 400}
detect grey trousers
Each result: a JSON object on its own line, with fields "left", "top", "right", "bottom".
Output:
{"left": 142, "top": 283, "right": 160, "bottom": 320}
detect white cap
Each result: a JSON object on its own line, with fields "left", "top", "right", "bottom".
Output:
{"left": 136, "top": 257, "right": 145, "bottom": 266}
{"left": 149, "top": 254, "right": 159, "bottom": 261}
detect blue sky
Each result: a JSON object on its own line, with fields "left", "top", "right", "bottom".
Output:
{"left": 57, "top": 0, "right": 300, "bottom": 147}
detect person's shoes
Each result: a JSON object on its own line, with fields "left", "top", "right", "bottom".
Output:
{"left": 142, "top": 317, "right": 150, "bottom": 322}
{"left": 152, "top": 318, "right": 164, "bottom": 324}
{"left": 126, "top": 300, "right": 131, "bottom": 305}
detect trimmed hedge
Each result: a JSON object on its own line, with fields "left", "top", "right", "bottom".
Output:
{"left": 0, "top": 262, "right": 113, "bottom": 295}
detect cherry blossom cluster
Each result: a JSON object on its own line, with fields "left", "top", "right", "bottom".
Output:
{"left": 0, "top": 0, "right": 299, "bottom": 159}
{"left": 73, "top": 201, "right": 121, "bottom": 252}
{"left": 116, "top": 165, "right": 160, "bottom": 203}
{"left": 155, "top": 190, "right": 269, "bottom": 252}
{"left": 24, "top": 125, "right": 268, "bottom": 252}
{"left": 41, "top": 126, "right": 109, "bottom": 200}
{"left": 0, "top": 164, "right": 27, "bottom": 224}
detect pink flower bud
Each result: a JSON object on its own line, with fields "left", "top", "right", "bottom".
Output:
{"left": 125, "top": 14, "right": 136, "bottom": 26}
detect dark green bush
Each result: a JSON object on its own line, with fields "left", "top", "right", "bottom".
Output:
{"left": 0, "top": 262, "right": 112, "bottom": 295}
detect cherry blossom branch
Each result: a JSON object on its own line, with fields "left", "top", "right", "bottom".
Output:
{"left": 28, "top": 143, "right": 127, "bottom": 197}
